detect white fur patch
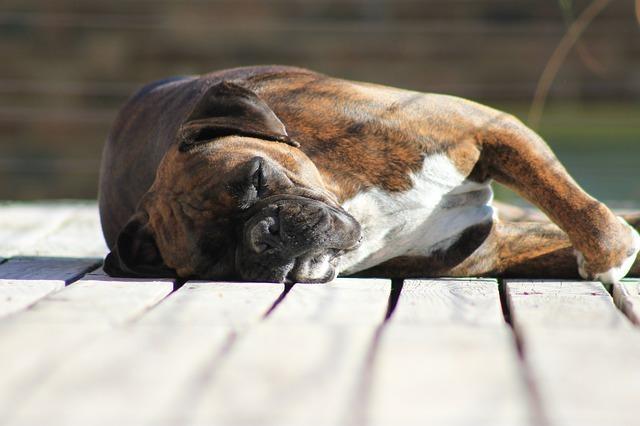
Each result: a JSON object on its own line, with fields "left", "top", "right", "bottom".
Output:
{"left": 575, "top": 217, "right": 640, "bottom": 284}
{"left": 338, "top": 153, "right": 494, "bottom": 274}
{"left": 291, "top": 252, "right": 336, "bottom": 282}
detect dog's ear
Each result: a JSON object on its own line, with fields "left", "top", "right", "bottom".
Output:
{"left": 178, "top": 81, "right": 299, "bottom": 152}
{"left": 104, "top": 213, "right": 175, "bottom": 278}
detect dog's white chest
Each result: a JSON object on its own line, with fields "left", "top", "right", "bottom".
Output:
{"left": 338, "top": 153, "right": 494, "bottom": 274}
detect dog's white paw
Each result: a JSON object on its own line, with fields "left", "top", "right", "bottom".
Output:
{"left": 575, "top": 217, "right": 640, "bottom": 284}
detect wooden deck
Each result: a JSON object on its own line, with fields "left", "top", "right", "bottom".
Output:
{"left": 0, "top": 202, "right": 639, "bottom": 426}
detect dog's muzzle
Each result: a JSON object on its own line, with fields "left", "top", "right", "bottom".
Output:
{"left": 236, "top": 196, "right": 361, "bottom": 282}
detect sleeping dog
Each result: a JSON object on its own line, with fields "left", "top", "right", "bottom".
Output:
{"left": 99, "top": 65, "right": 640, "bottom": 283}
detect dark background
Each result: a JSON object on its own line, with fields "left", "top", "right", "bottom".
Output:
{"left": 1, "top": 0, "right": 638, "bottom": 204}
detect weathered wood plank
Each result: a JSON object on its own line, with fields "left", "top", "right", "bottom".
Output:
{"left": 139, "top": 280, "right": 285, "bottom": 328}
{"left": 268, "top": 277, "right": 391, "bottom": 324}
{"left": 0, "top": 256, "right": 100, "bottom": 280}
{"left": 612, "top": 280, "right": 640, "bottom": 326}
{"left": 369, "top": 327, "right": 535, "bottom": 426}
{"left": 0, "top": 272, "right": 174, "bottom": 425}
{"left": 0, "top": 257, "right": 101, "bottom": 318}
{"left": 24, "top": 205, "right": 109, "bottom": 257}
{"left": 190, "top": 278, "right": 391, "bottom": 426}
{"left": 0, "top": 202, "right": 107, "bottom": 258}
{"left": 7, "top": 274, "right": 173, "bottom": 326}
{"left": 507, "top": 280, "right": 630, "bottom": 330}
{"left": 0, "top": 203, "right": 77, "bottom": 257}
{"left": 391, "top": 278, "right": 505, "bottom": 326}
{"left": 367, "top": 279, "right": 534, "bottom": 426}
{"left": 4, "top": 326, "right": 231, "bottom": 426}
{"left": 506, "top": 280, "right": 639, "bottom": 426}
{"left": 195, "top": 324, "right": 376, "bottom": 426}
{"left": 1, "top": 280, "right": 284, "bottom": 426}
{"left": 524, "top": 329, "right": 640, "bottom": 426}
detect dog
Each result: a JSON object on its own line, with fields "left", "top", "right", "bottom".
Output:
{"left": 99, "top": 65, "right": 640, "bottom": 284}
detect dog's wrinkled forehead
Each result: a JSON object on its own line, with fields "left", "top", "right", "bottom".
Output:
{"left": 158, "top": 136, "right": 320, "bottom": 195}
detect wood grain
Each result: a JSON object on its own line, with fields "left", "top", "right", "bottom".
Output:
{"left": 391, "top": 278, "right": 505, "bottom": 327}
{"left": 506, "top": 280, "right": 639, "bottom": 426}
{"left": 1, "top": 280, "right": 284, "bottom": 426}
{"left": 612, "top": 280, "right": 640, "bottom": 325}
{"left": 7, "top": 274, "right": 173, "bottom": 327}
{"left": 0, "top": 257, "right": 101, "bottom": 318}
{"left": 190, "top": 278, "right": 392, "bottom": 426}
{"left": 0, "top": 203, "right": 107, "bottom": 258}
{"left": 194, "top": 324, "right": 376, "bottom": 426}
{"left": 0, "top": 271, "right": 174, "bottom": 425}
{"left": 269, "top": 278, "right": 391, "bottom": 324}
{"left": 366, "top": 279, "right": 533, "bottom": 426}
{"left": 507, "top": 280, "right": 630, "bottom": 330}
{"left": 0, "top": 203, "right": 77, "bottom": 257}
{"left": 24, "top": 205, "right": 109, "bottom": 257}
{"left": 139, "top": 280, "right": 285, "bottom": 328}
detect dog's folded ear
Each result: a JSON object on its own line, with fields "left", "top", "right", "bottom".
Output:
{"left": 104, "top": 213, "right": 176, "bottom": 278}
{"left": 178, "top": 81, "right": 299, "bottom": 151}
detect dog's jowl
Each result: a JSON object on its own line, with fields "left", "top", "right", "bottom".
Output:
{"left": 99, "top": 65, "right": 640, "bottom": 283}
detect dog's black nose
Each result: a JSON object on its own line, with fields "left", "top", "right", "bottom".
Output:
{"left": 247, "top": 215, "right": 281, "bottom": 254}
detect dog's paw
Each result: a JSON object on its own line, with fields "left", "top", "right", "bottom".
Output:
{"left": 575, "top": 217, "right": 640, "bottom": 284}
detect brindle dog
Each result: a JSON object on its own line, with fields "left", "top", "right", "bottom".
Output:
{"left": 100, "top": 65, "right": 640, "bottom": 283}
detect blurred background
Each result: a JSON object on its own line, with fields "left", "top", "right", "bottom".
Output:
{"left": 0, "top": 0, "right": 638, "bottom": 205}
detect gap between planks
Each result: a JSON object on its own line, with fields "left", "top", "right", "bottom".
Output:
{"left": 1, "top": 263, "right": 534, "bottom": 426}
{"left": 505, "top": 279, "right": 640, "bottom": 426}
{"left": 0, "top": 257, "right": 102, "bottom": 318}
{"left": 611, "top": 279, "right": 640, "bottom": 326}
{"left": 498, "top": 279, "right": 550, "bottom": 426}
{"left": 172, "top": 278, "right": 392, "bottom": 426}
{"left": 181, "top": 277, "right": 528, "bottom": 426}
{"left": 2, "top": 277, "right": 392, "bottom": 426}
{"left": 0, "top": 266, "right": 177, "bottom": 426}
{"left": 0, "top": 278, "right": 286, "bottom": 426}
{"left": 362, "top": 278, "right": 534, "bottom": 426}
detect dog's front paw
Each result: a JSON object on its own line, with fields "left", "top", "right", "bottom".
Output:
{"left": 575, "top": 217, "right": 640, "bottom": 284}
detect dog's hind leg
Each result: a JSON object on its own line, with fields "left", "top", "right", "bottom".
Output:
{"left": 472, "top": 115, "right": 640, "bottom": 283}
{"left": 353, "top": 217, "right": 640, "bottom": 279}
{"left": 458, "top": 219, "right": 640, "bottom": 278}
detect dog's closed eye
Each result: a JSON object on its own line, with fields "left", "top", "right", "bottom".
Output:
{"left": 250, "top": 158, "right": 268, "bottom": 196}
{"left": 226, "top": 157, "right": 270, "bottom": 210}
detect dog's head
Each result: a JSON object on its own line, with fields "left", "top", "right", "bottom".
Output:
{"left": 104, "top": 81, "right": 361, "bottom": 282}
